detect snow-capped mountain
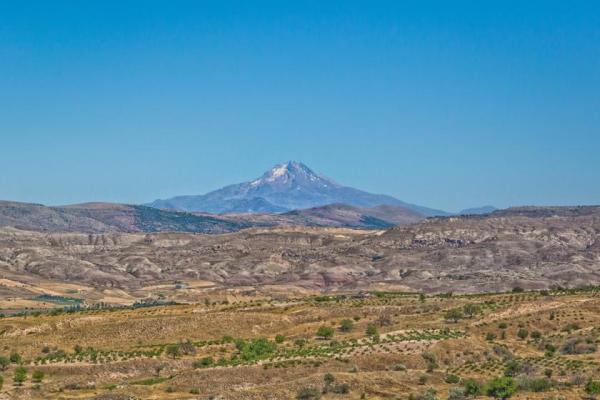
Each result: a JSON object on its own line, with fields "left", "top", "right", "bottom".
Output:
{"left": 147, "top": 161, "right": 448, "bottom": 216}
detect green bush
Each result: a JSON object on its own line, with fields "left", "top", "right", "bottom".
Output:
{"left": 517, "top": 329, "right": 528, "bottom": 340}
{"left": 365, "top": 324, "right": 379, "bottom": 337}
{"left": 192, "top": 356, "right": 214, "bottom": 368}
{"left": 445, "top": 374, "right": 460, "bottom": 384}
{"left": 9, "top": 352, "right": 21, "bottom": 364}
{"left": 339, "top": 319, "right": 354, "bottom": 332}
{"left": 32, "top": 370, "right": 44, "bottom": 383}
{"left": 444, "top": 308, "right": 464, "bottom": 323}
{"left": 463, "top": 378, "right": 482, "bottom": 396}
{"left": 393, "top": 363, "right": 407, "bottom": 371}
{"left": 0, "top": 357, "right": 8, "bottom": 371}
{"left": 486, "top": 377, "right": 517, "bottom": 399}
{"left": 13, "top": 367, "right": 27, "bottom": 386}
{"left": 503, "top": 360, "right": 523, "bottom": 377}
{"left": 586, "top": 380, "right": 600, "bottom": 395}
{"left": 275, "top": 334, "right": 285, "bottom": 344}
{"left": 165, "top": 344, "right": 181, "bottom": 358}
{"left": 416, "top": 388, "right": 437, "bottom": 400}
{"left": 316, "top": 326, "right": 334, "bottom": 339}
{"left": 235, "top": 338, "right": 276, "bottom": 361}
{"left": 422, "top": 352, "right": 438, "bottom": 372}
{"left": 463, "top": 304, "right": 482, "bottom": 318}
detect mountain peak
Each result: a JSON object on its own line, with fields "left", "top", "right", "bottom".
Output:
{"left": 147, "top": 161, "right": 449, "bottom": 216}
{"left": 251, "top": 161, "right": 333, "bottom": 187}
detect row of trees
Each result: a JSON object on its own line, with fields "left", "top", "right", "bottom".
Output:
{"left": 315, "top": 323, "right": 379, "bottom": 339}
{"left": 444, "top": 303, "right": 483, "bottom": 322}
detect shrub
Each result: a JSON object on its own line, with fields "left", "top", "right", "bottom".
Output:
{"left": 586, "top": 380, "right": 600, "bottom": 395}
{"left": 331, "top": 383, "right": 350, "bottom": 394}
{"left": 463, "top": 304, "right": 482, "bottom": 318}
{"left": 498, "top": 323, "right": 508, "bottom": 329}
{"left": 393, "top": 363, "right": 407, "bottom": 371}
{"left": 235, "top": 338, "right": 276, "bottom": 361}
{"left": 422, "top": 352, "right": 438, "bottom": 372}
{"left": 530, "top": 331, "right": 541, "bottom": 340}
{"left": 339, "top": 319, "right": 354, "bottom": 332}
{"left": 324, "top": 373, "right": 335, "bottom": 386}
{"left": 445, "top": 374, "right": 461, "bottom": 384}
{"left": 544, "top": 343, "right": 556, "bottom": 356}
{"left": 560, "top": 336, "right": 597, "bottom": 354}
{"left": 448, "top": 387, "right": 466, "bottom": 400}
{"left": 517, "top": 329, "right": 528, "bottom": 340}
{"left": 418, "top": 375, "right": 428, "bottom": 385}
{"left": 365, "top": 324, "right": 379, "bottom": 337}
{"left": 9, "top": 352, "right": 21, "bottom": 364}
{"left": 192, "top": 356, "right": 214, "bottom": 368}
{"left": 486, "top": 332, "right": 497, "bottom": 341}
{"left": 316, "top": 326, "right": 334, "bottom": 339}
{"left": 444, "top": 308, "right": 464, "bottom": 323}
{"left": 416, "top": 388, "right": 438, "bottom": 400}
{"left": 13, "top": 367, "right": 27, "bottom": 386}
{"left": 517, "top": 377, "right": 552, "bottom": 392}
{"left": 32, "top": 370, "right": 44, "bottom": 383}
{"left": 463, "top": 378, "right": 482, "bottom": 396}
{"left": 275, "top": 334, "right": 285, "bottom": 344}
{"left": 486, "top": 377, "right": 517, "bottom": 399}
{"left": 297, "top": 386, "right": 321, "bottom": 400}
{"left": 179, "top": 340, "right": 197, "bottom": 355}
{"left": 165, "top": 344, "right": 181, "bottom": 358}
{"left": 0, "top": 357, "right": 8, "bottom": 371}
{"left": 221, "top": 335, "right": 234, "bottom": 343}
{"left": 504, "top": 360, "right": 522, "bottom": 377}
{"left": 563, "top": 323, "right": 580, "bottom": 332}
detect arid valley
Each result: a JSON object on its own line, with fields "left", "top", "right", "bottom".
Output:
{"left": 0, "top": 205, "right": 598, "bottom": 399}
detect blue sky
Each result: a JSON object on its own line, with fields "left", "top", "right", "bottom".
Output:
{"left": 1, "top": 1, "right": 598, "bottom": 212}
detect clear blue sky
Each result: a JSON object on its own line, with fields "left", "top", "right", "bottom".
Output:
{"left": 1, "top": 1, "right": 599, "bottom": 212}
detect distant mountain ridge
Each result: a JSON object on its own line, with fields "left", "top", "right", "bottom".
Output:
{"left": 0, "top": 201, "right": 247, "bottom": 234}
{"left": 147, "top": 161, "right": 448, "bottom": 216}
{"left": 459, "top": 205, "right": 497, "bottom": 215}
{"left": 214, "top": 203, "right": 426, "bottom": 230}
{"left": 0, "top": 201, "right": 425, "bottom": 233}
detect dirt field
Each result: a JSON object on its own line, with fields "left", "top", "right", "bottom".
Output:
{"left": 0, "top": 288, "right": 597, "bottom": 399}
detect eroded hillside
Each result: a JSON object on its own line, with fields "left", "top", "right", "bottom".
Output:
{"left": 0, "top": 207, "right": 598, "bottom": 306}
